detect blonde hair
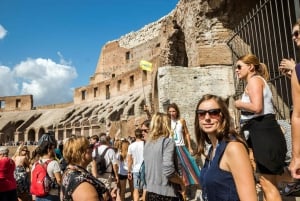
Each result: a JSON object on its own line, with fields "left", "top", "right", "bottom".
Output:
{"left": 114, "top": 139, "right": 121, "bottom": 150}
{"left": 63, "top": 136, "right": 90, "bottom": 165}
{"left": 238, "top": 54, "right": 270, "bottom": 80}
{"left": 13, "top": 145, "right": 29, "bottom": 159}
{"left": 148, "top": 113, "right": 172, "bottom": 141}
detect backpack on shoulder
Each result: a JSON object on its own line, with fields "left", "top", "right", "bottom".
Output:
{"left": 30, "top": 160, "right": 53, "bottom": 197}
{"left": 95, "top": 147, "right": 111, "bottom": 175}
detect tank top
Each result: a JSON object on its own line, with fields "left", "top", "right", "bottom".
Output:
{"left": 241, "top": 75, "right": 274, "bottom": 121}
{"left": 199, "top": 140, "right": 239, "bottom": 201}
{"left": 171, "top": 119, "right": 185, "bottom": 146}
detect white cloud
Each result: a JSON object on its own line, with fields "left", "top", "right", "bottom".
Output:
{"left": 14, "top": 58, "right": 78, "bottom": 106}
{"left": 0, "top": 24, "right": 7, "bottom": 39}
{"left": 0, "top": 58, "right": 77, "bottom": 106}
{"left": 0, "top": 65, "right": 19, "bottom": 95}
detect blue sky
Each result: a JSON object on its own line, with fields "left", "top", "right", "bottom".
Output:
{"left": 0, "top": 0, "right": 178, "bottom": 106}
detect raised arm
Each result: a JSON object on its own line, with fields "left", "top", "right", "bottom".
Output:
{"left": 289, "top": 66, "right": 300, "bottom": 179}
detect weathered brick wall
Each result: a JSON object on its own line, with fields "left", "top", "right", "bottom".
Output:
{"left": 74, "top": 67, "right": 152, "bottom": 104}
{"left": 0, "top": 95, "right": 33, "bottom": 112}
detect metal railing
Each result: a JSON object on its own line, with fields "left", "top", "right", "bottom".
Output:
{"left": 227, "top": 0, "right": 300, "bottom": 121}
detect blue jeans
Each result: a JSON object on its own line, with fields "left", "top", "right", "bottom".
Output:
{"left": 133, "top": 172, "right": 145, "bottom": 189}
{"left": 36, "top": 194, "right": 60, "bottom": 201}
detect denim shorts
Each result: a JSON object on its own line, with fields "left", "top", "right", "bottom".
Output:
{"left": 132, "top": 172, "right": 145, "bottom": 189}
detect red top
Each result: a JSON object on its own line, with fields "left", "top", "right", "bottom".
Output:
{"left": 0, "top": 157, "right": 17, "bottom": 192}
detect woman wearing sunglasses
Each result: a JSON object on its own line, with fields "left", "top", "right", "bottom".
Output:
{"left": 279, "top": 20, "right": 300, "bottom": 78}
{"left": 195, "top": 94, "right": 257, "bottom": 201}
{"left": 278, "top": 20, "right": 300, "bottom": 180}
{"left": 234, "top": 54, "right": 287, "bottom": 195}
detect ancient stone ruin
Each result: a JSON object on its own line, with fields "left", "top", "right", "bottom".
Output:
{"left": 0, "top": 0, "right": 281, "bottom": 144}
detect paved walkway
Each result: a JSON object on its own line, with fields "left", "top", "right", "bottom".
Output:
{"left": 123, "top": 186, "right": 300, "bottom": 201}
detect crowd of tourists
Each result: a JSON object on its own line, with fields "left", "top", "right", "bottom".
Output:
{"left": 1, "top": 19, "right": 300, "bottom": 201}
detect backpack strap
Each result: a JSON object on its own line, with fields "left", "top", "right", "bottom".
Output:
{"left": 37, "top": 159, "right": 52, "bottom": 177}
{"left": 101, "top": 147, "right": 111, "bottom": 169}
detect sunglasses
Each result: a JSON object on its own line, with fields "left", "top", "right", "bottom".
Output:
{"left": 236, "top": 64, "right": 242, "bottom": 70}
{"left": 141, "top": 129, "right": 149, "bottom": 133}
{"left": 292, "top": 30, "right": 299, "bottom": 38}
{"left": 196, "top": 109, "right": 221, "bottom": 120}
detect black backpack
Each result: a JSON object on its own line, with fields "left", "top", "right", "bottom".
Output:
{"left": 95, "top": 147, "right": 111, "bottom": 175}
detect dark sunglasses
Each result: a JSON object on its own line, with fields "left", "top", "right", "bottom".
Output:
{"left": 196, "top": 109, "right": 221, "bottom": 120}
{"left": 236, "top": 64, "right": 242, "bottom": 70}
{"left": 141, "top": 129, "right": 149, "bottom": 133}
{"left": 292, "top": 30, "right": 299, "bottom": 38}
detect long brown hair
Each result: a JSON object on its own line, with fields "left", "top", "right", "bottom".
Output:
{"left": 167, "top": 103, "right": 181, "bottom": 119}
{"left": 194, "top": 94, "right": 247, "bottom": 158}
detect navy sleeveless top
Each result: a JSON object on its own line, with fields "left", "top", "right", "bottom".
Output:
{"left": 199, "top": 140, "right": 239, "bottom": 201}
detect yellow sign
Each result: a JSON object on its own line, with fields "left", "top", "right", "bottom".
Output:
{"left": 139, "top": 60, "right": 153, "bottom": 71}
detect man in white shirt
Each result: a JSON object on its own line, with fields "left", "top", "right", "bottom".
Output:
{"left": 92, "top": 135, "right": 117, "bottom": 190}
{"left": 127, "top": 128, "right": 145, "bottom": 201}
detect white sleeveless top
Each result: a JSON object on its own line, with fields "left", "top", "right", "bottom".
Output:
{"left": 241, "top": 75, "right": 274, "bottom": 121}
{"left": 171, "top": 119, "right": 185, "bottom": 146}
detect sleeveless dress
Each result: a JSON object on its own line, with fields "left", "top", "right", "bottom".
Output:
{"left": 171, "top": 119, "right": 200, "bottom": 186}
{"left": 199, "top": 140, "right": 239, "bottom": 201}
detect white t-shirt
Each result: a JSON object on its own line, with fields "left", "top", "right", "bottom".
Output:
{"left": 127, "top": 140, "right": 144, "bottom": 173}
{"left": 32, "top": 158, "right": 61, "bottom": 195}
{"left": 92, "top": 145, "right": 117, "bottom": 173}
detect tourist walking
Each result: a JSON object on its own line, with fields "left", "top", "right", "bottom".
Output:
{"left": 0, "top": 146, "right": 18, "bottom": 201}
{"left": 12, "top": 144, "right": 31, "bottom": 201}
{"left": 144, "top": 113, "right": 184, "bottom": 201}
{"left": 234, "top": 54, "right": 287, "bottom": 196}
{"left": 127, "top": 128, "right": 146, "bottom": 201}
{"left": 92, "top": 135, "right": 118, "bottom": 191}
{"left": 115, "top": 139, "right": 133, "bottom": 201}
{"left": 31, "top": 134, "right": 62, "bottom": 201}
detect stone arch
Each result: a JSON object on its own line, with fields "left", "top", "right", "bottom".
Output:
{"left": 28, "top": 128, "right": 36, "bottom": 142}
{"left": 15, "top": 120, "right": 25, "bottom": 143}
{"left": 108, "top": 108, "right": 124, "bottom": 121}
{"left": 15, "top": 120, "right": 24, "bottom": 129}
